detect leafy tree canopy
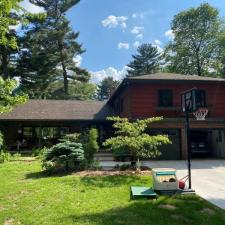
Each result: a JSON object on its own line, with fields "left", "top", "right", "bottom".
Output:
{"left": 97, "top": 77, "right": 120, "bottom": 100}
{"left": 0, "top": 78, "right": 27, "bottom": 113}
{"left": 164, "top": 3, "right": 223, "bottom": 76}
{"left": 45, "top": 80, "right": 96, "bottom": 100}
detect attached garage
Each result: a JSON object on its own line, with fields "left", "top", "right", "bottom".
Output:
{"left": 147, "top": 129, "right": 181, "bottom": 160}
{"left": 189, "top": 129, "right": 225, "bottom": 158}
{"left": 211, "top": 130, "right": 225, "bottom": 158}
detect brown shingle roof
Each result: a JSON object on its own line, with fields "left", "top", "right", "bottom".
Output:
{"left": 0, "top": 100, "right": 114, "bottom": 121}
{"left": 128, "top": 73, "right": 225, "bottom": 82}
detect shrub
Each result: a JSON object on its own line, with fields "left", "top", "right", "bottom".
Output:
{"left": 0, "top": 131, "right": 3, "bottom": 148}
{"left": 85, "top": 128, "right": 99, "bottom": 163}
{"left": 42, "top": 142, "right": 84, "bottom": 172}
{"left": 32, "top": 147, "right": 48, "bottom": 159}
{"left": 11, "top": 153, "right": 21, "bottom": 161}
{"left": 60, "top": 133, "right": 81, "bottom": 143}
{"left": 114, "top": 163, "right": 131, "bottom": 171}
{"left": 79, "top": 159, "right": 101, "bottom": 171}
{"left": 0, "top": 150, "right": 11, "bottom": 163}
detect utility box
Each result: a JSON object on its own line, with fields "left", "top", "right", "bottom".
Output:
{"left": 152, "top": 168, "right": 179, "bottom": 191}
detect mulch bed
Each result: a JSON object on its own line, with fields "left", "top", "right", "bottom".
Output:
{"left": 72, "top": 170, "right": 152, "bottom": 177}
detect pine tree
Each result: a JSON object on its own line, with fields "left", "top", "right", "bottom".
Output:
{"left": 16, "top": 0, "right": 89, "bottom": 98}
{"left": 127, "top": 44, "right": 161, "bottom": 77}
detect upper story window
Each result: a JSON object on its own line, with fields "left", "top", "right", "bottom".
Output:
{"left": 158, "top": 90, "right": 173, "bottom": 107}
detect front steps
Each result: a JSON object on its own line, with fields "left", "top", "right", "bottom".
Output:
{"left": 94, "top": 151, "right": 114, "bottom": 162}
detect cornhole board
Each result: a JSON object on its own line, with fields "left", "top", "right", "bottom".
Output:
{"left": 130, "top": 186, "right": 157, "bottom": 199}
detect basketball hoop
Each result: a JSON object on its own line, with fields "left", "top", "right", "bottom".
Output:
{"left": 193, "top": 108, "right": 208, "bottom": 121}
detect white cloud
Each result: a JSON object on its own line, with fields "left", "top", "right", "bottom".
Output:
{"left": 136, "top": 34, "right": 143, "bottom": 39}
{"left": 132, "top": 10, "right": 155, "bottom": 20}
{"left": 131, "top": 26, "right": 144, "bottom": 34}
{"left": 133, "top": 41, "right": 140, "bottom": 48}
{"left": 154, "top": 39, "right": 162, "bottom": 45}
{"left": 152, "top": 42, "right": 163, "bottom": 53}
{"left": 131, "top": 26, "right": 144, "bottom": 39}
{"left": 20, "top": 0, "right": 45, "bottom": 13}
{"left": 101, "top": 15, "right": 128, "bottom": 29}
{"left": 91, "top": 66, "right": 128, "bottom": 84}
{"left": 73, "top": 55, "right": 82, "bottom": 67}
{"left": 118, "top": 42, "right": 130, "bottom": 50}
{"left": 165, "top": 29, "right": 175, "bottom": 40}
{"left": 153, "top": 44, "right": 163, "bottom": 53}
{"left": 9, "top": 23, "right": 22, "bottom": 31}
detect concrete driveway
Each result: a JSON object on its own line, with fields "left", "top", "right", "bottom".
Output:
{"left": 142, "top": 160, "right": 225, "bottom": 210}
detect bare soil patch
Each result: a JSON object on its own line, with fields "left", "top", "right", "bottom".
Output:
{"left": 158, "top": 204, "right": 177, "bottom": 210}
{"left": 4, "top": 218, "right": 14, "bottom": 225}
{"left": 72, "top": 170, "right": 152, "bottom": 177}
{"left": 171, "top": 214, "right": 184, "bottom": 220}
{"left": 0, "top": 206, "right": 5, "bottom": 212}
{"left": 201, "top": 208, "right": 215, "bottom": 215}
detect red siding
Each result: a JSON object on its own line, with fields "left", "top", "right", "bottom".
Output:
{"left": 120, "top": 88, "right": 131, "bottom": 117}
{"left": 129, "top": 82, "right": 225, "bottom": 118}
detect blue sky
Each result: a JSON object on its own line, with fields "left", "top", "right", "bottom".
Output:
{"left": 22, "top": 0, "right": 225, "bottom": 83}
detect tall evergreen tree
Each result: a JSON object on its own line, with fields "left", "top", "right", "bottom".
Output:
{"left": 164, "top": 3, "right": 222, "bottom": 76}
{"left": 17, "top": 0, "right": 90, "bottom": 98}
{"left": 127, "top": 44, "right": 161, "bottom": 77}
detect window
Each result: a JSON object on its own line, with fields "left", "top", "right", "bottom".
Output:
{"left": 158, "top": 90, "right": 173, "bottom": 107}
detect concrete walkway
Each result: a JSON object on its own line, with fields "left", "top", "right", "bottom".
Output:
{"left": 101, "top": 160, "right": 225, "bottom": 210}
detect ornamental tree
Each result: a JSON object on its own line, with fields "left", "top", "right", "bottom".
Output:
{"left": 0, "top": 78, "right": 27, "bottom": 147}
{"left": 103, "top": 117, "right": 171, "bottom": 170}
{"left": 0, "top": 78, "right": 27, "bottom": 114}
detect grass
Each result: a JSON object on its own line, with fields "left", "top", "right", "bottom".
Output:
{"left": 0, "top": 160, "right": 225, "bottom": 225}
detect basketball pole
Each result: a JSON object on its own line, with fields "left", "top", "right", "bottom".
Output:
{"left": 185, "top": 109, "right": 192, "bottom": 189}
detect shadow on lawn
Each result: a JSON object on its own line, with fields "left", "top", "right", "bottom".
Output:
{"left": 79, "top": 175, "right": 145, "bottom": 188}
{"left": 25, "top": 170, "right": 72, "bottom": 179}
{"left": 57, "top": 174, "right": 147, "bottom": 188}
{"left": 25, "top": 171, "right": 147, "bottom": 188}
{"left": 60, "top": 196, "right": 225, "bottom": 225}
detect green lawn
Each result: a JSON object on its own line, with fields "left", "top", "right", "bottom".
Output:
{"left": 0, "top": 160, "right": 225, "bottom": 225}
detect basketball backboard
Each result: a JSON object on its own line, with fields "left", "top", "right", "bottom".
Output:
{"left": 181, "top": 88, "right": 206, "bottom": 113}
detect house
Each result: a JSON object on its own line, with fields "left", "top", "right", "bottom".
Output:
{"left": 1, "top": 73, "right": 225, "bottom": 159}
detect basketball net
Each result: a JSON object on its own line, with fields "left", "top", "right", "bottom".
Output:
{"left": 193, "top": 108, "right": 208, "bottom": 121}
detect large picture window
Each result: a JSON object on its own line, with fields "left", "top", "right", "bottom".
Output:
{"left": 158, "top": 90, "right": 173, "bottom": 107}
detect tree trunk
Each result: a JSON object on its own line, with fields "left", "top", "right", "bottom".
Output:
{"left": 136, "top": 156, "right": 141, "bottom": 172}
{"left": 196, "top": 51, "right": 202, "bottom": 76}
{"left": 58, "top": 42, "right": 68, "bottom": 96}
{"left": 61, "top": 59, "right": 68, "bottom": 95}
{"left": 1, "top": 47, "right": 9, "bottom": 79}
